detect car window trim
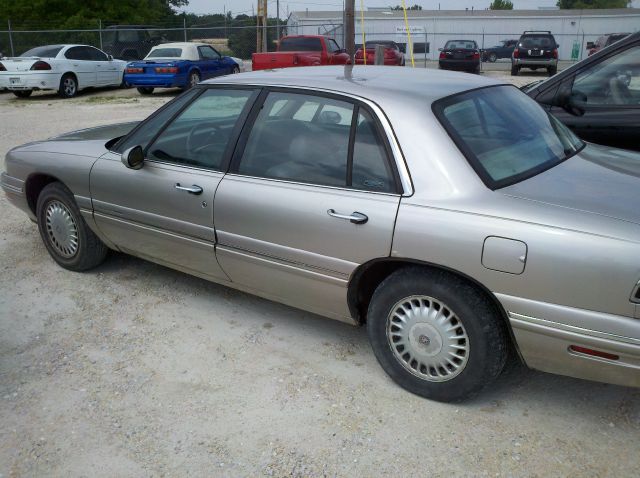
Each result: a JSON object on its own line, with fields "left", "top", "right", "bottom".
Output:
{"left": 227, "top": 86, "right": 403, "bottom": 195}
{"left": 432, "top": 83, "right": 585, "bottom": 191}
{"left": 145, "top": 86, "right": 261, "bottom": 172}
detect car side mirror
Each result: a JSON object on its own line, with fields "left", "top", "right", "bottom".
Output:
{"left": 121, "top": 145, "right": 145, "bottom": 169}
{"left": 438, "top": 47, "right": 443, "bottom": 51}
{"left": 107, "top": 54, "right": 114, "bottom": 61}
{"left": 559, "top": 91, "right": 587, "bottom": 117}
{"left": 586, "top": 42, "right": 595, "bottom": 50}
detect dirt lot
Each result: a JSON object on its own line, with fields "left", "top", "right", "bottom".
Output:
{"left": 1, "top": 71, "right": 639, "bottom": 477}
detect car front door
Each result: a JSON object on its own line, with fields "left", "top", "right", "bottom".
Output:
{"left": 90, "top": 87, "right": 259, "bottom": 281}
{"left": 197, "top": 46, "right": 223, "bottom": 79}
{"left": 88, "top": 46, "right": 120, "bottom": 86}
{"left": 213, "top": 89, "right": 403, "bottom": 320}
{"left": 64, "top": 46, "right": 97, "bottom": 87}
{"left": 548, "top": 44, "right": 640, "bottom": 151}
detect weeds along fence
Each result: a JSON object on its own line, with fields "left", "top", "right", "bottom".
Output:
{"left": 0, "top": 19, "right": 609, "bottom": 63}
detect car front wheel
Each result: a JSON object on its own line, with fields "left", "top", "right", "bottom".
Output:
{"left": 367, "top": 267, "right": 509, "bottom": 402}
{"left": 36, "top": 182, "right": 108, "bottom": 271}
{"left": 488, "top": 52, "right": 497, "bottom": 62}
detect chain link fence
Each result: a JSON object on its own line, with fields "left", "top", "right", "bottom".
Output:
{"left": 0, "top": 20, "right": 604, "bottom": 64}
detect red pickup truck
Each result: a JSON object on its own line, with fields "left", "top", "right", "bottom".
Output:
{"left": 252, "top": 35, "right": 350, "bottom": 71}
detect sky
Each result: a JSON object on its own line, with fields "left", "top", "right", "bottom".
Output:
{"left": 180, "top": 0, "right": 639, "bottom": 17}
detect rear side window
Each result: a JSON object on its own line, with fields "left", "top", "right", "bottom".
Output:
{"left": 279, "top": 38, "right": 323, "bottom": 52}
{"left": 235, "top": 91, "right": 397, "bottom": 193}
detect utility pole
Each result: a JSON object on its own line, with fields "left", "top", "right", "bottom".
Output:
{"left": 345, "top": 0, "right": 355, "bottom": 64}
{"left": 256, "top": 0, "right": 267, "bottom": 53}
{"left": 276, "top": 0, "right": 280, "bottom": 40}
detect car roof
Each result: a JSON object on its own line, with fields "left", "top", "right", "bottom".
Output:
{"left": 151, "top": 42, "right": 209, "bottom": 49}
{"left": 203, "top": 65, "right": 503, "bottom": 105}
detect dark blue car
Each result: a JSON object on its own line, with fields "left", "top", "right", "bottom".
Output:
{"left": 124, "top": 42, "right": 240, "bottom": 95}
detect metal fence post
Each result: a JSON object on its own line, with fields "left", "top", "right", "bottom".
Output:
{"left": 8, "top": 19, "right": 15, "bottom": 57}
{"left": 183, "top": 16, "right": 187, "bottom": 42}
{"left": 98, "top": 19, "right": 103, "bottom": 50}
{"left": 424, "top": 30, "right": 427, "bottom": 67}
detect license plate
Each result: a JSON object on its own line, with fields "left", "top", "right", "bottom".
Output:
{"left": 529, "top": 50, "right": 542, "bottom": 56}
{"left": 10, "top": 77, "right": 21, "bottom": 85}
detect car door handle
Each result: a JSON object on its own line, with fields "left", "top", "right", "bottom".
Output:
{"left": 327, "top": 209, "right": 368, "bottom": 224}
{"left": 175, "top": 183, "right": 203, "bottom": 195}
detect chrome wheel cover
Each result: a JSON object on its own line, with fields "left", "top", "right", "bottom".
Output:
{"left": 387, "top": 295, "right": 469, "bottom": 382}
{"left": 190, "top": 73, "right": 199, "bottom": 87}
{"left": 45, "top": 200, "right": 79, "bottom": 258}
{"left": 63, "top": 77, "right": 76, "bottom": 96}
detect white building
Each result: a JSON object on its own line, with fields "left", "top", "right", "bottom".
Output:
{"left": 287, "top": 9, "right": 640, "bottom": 61}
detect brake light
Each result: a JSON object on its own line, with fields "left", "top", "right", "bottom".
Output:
{"left": 439, "top": 52, "right": 446, "bottom": 59}
{"left": 473, "top": 52, "right": 480, "bottom": 60}
{"left": 155, "top": 67, "right": 178, "bottom": 74}
{"left": 30, "top": 61, "right": 51, "bottom": 70}
{"left": 0, "top": 62, "right": 5, "bottom": 71}
{"left": 552, "top": 48, "right": 558, "bottom": 59}
{"left": 126, "top": 67, "right": 143, "bottom": 73}
{"left": 513, "top": 49, "right": 519, "bottom": 58}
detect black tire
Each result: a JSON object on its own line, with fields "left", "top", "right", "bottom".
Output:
{"left": 547, "top": 66, "right": 557, "bottom": 77}
{"left": 137, "top": 87, "right": 154, "bottom": 95}
{"left": 367, "top": 267, "right": 509, "bottom": 402}
{"left": 473, "top": 65, "right": 481, "bottom": 74}
{"left": 510, "top": 65, "right": 519, "bottom": 76}
{"left": 36, "top": 182, "right": 108, "bottom": 271}
{"left": 488, "top": 52, "right": 497, "bottom": 63}
{"left": 185, "top": 70, "right": 200, "bottom": 89}
{"left": 13, "top": 90, "right": 33, "bottom": 98}
{"left": 58, "top": 73, "right": 78, "bottom": 98}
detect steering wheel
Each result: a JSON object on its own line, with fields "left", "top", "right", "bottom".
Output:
{"left": 186, "top": 123, "right": 219, "bottom": 154}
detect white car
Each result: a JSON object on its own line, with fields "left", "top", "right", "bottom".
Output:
{"left": 0, "top": 44, "right": 127, "bottom": 98}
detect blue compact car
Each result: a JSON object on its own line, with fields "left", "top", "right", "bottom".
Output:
{"left": 124, "top": 42, "right": 240, "bottom": 94}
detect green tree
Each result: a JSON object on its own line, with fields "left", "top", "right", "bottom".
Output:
{"left": 556, "top": 0, "right": 629, "bottom": 7}
{"left": 489, "top": 0, "right": 514, "bottom": 9}
{"left": 227, "top": 15, "right": 282, "bottom": 59}
{"left": 390, "top": 4, "right": 423, "bottom": 10}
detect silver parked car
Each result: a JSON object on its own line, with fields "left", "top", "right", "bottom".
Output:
{"left": 2, "top": 66, "right": 639, "bottom": 402}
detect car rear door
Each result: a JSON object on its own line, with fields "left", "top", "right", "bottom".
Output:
{"left": 90, "top": 87, "right": 259, "bottom": 281}
{"left": 64, "top": 46, "right": 97, "bottom": 87}
{"left": 213, "top": 89, "right": 403, "bottom": 320}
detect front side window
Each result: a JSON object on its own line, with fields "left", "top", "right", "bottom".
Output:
{"left": 434, "top": 85, "right": 584, "bottom": 189}
{"left": 235, "top": 91, "right": 397, "bottom": 192}
{"left": 114, "top": 88, "right": 200, "bottom": 153}
{"left": 198, "top": 46, "right": 220, "bottom": 60}
{"left": 147, "top": 88, "right": 255, "bottom": 170}
{"left": 573, "top": 45, "right": 640, "bottom": 106}
{"left": 87, "top": 47, "right": 108, "bottom": 61}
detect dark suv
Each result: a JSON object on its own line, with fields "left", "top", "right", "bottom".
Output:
{"left": 102, "top": 25, "right": 166, "bottom": 61}
{"left": 511, "top": 31, "right": 558, "bottom": 77}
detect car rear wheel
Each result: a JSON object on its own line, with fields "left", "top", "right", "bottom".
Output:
{"left": 186, "top": 70, "right": 201, "bottom": 89}
{"left": 137, "top": 87, "right": 154, "bottom": 95}
{"left": 367, "top": 267, "right": 509, "bottom": 402}
{"left": 58, "top": 74, "right": 78, "bottom": 98}
{"left": 510, "top": 65, "right": 519, "bottom": 76}
{"left": 547, "top": 66, "right": 557, "bottom": 76}
{"left": 488, "top": 52, "right": 497, "bottom": 63}
{"left": 13, "top": 90, "right": 33, "bottom": 98}
{"left": 36, "top": 182, "right": 108, "bottom": 271}
{"left": 232, "top": 65, "right": 240, "bottom": 74}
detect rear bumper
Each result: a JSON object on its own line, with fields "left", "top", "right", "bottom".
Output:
{"left": 498, "top": 294, "right": 640, "bottom": 388}
{"left": 0, "top": 72, "right": 60, "bottom": 91}
{"left": 513, "top": 58, "right": 557, "bottom": 67}
{"left": 438, "top": 59, "right": 479, "bottom": 71}
{"left": 354, "top": 58, "right": 402, "bottom": 66}
{"left": 124, "top": 73, "right": 187, "bottom": 88}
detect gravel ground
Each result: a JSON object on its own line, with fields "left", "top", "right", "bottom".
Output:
{"left": 1, "top": 72, "right": 638, "bottom": 478}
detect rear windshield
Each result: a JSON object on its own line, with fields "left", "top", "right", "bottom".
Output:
{"left": 147, "top": 48, "right": 182, "bottom": 58}
{"left": 365, "top": 41, "right": 397, "bottom": 49}
{"left": 519, "top": 35, "right": 554, "bottom": 49}
{"left": 433, "top": 85, "right": 584, "bottom": 189}
{"left": 444, "top": 40, "right": 477, "bottom": 50}
{"left": 279, "top": 37, "right": 323, "bottom": 52}
{"left": 20, "top": 46, "right": 63, "bottom": 58}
